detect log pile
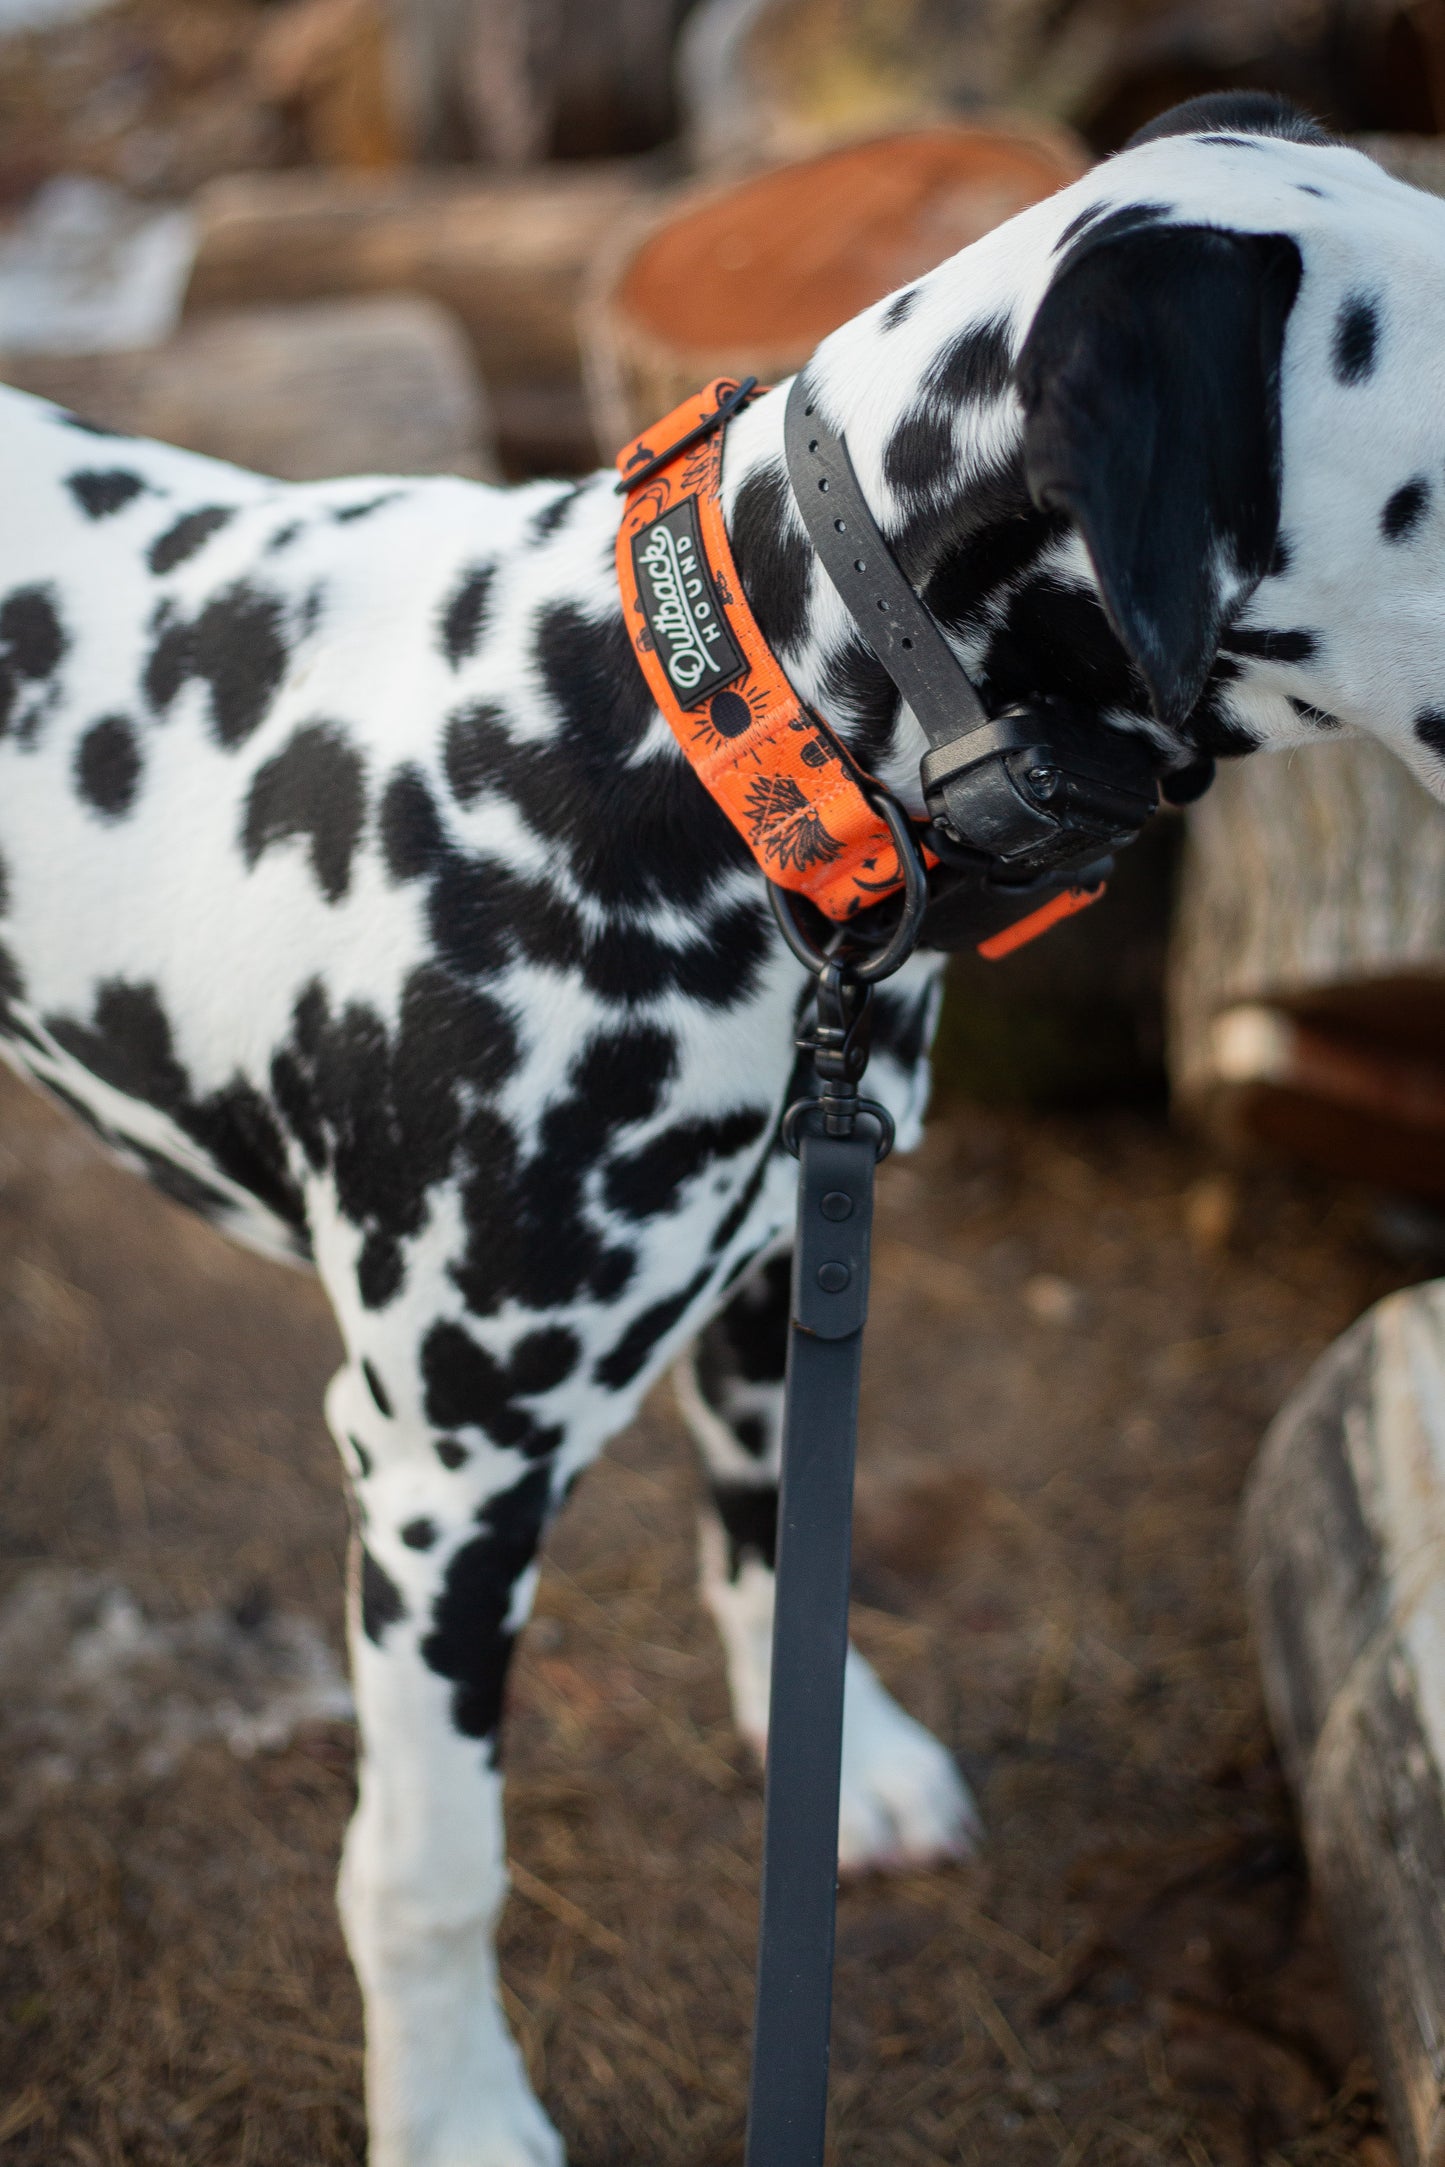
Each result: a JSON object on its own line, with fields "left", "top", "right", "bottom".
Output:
{"left": 2, "top": 295, "right": 496, "bottom": 482}
{"left": 1243, "top": 1279, "right": 1445, "bottom": 2167}
{"left": 583, "top": 123, "right": 1085, "bottom": 454}
{"left": 185, "top": 162, "right": 655, "bottom": 473}
{"left": 1168, "top": 742, "right": 1445, "bottom": 1199}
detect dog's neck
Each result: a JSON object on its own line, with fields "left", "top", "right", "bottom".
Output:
{"left": 715, "top": 252, "right": 1244, "bottom": 811}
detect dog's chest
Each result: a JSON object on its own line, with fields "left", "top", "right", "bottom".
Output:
{"left": 0, "top": 391, "right": 931, "bottom": 1390}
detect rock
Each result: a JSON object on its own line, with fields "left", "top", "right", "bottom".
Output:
{"left": 2, "top": 292, "right": 497, "bottom": 480}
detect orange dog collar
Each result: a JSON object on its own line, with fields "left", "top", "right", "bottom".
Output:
{"left": 615, "top": 379, "right": 1106, "bottom": 948}
{"left": 615, "top": 379, "right": 916, "bottom": 924}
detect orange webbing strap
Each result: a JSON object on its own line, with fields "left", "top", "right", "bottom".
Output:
{"left": 615, "top": 380, "right": 912, "bottom": 924}
{"left": 614, "top": 379, "right": 1105, "bottom": 952}
{"left": 976, "top": 879, "right": 1105, "bottom": 958}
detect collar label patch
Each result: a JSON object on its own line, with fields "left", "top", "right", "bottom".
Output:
{"left": 632, "top": 497, "right": 745, "bottom": 705}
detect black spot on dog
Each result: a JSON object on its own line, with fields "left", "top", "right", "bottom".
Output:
{"left": 530, "top": 487, "right": 579, "bottom": 541}
{"left": 380, "top": 763, "right": 448, "bottom": 882}
{"left": 975, "top": 570, "right": 1147, "bottom": 719}
{"left": 1, "top": 585, "right": 66, "bottom": 681}
{"left": 401, "top": 1517, "right": 437, "bottom": 1550}
{"left": 67, "top": 469, "right": 146, "bottom": 519}
{"left": 1415, "top": 709, "right": 1445, "bottom": 760}
{"left": 711, "top": 1481, "right": 778, "bottom": 1574}
{"left": 594, "top": 1262, "right": 715, "bottom": 1390}
{"left": 75, "top": 714, "right": 142, "bottom": 818}
{"left": 1333, "top": 295, "right": 1379, "bottom": 385}
{"left": 143, "top": 581, "right": 292, "bottom": 747}
{"left": 728, "top": 462, "right": 812, "bottom": 657}
{"left": 604, "top": 1109, "right": 769, "bottom": 1221}
{"left": 43, "top": 978, "right": 307, "bottom": 1236}
{"left": 421, "top": 1465, "right": 552, "bottom": 1744}
{"left": 528, "top": 601, "right": 754, "bottom": 910}
{"left": 358, "top": 1234, "right": 405, "bottom": 1310}
{"left": 697, "top": 1253, "right": 790, "bottom": 1400}
{"left": 243, "top": 722, "right": 367, "bottom": 903}
{"left": 449, "top": 1023, "right": 678, "bottom": 1318}
{"left": 1383, "top": 478, "right": 1430, "bottom": 541}
{"left": 1269, "top": 533, "right": 1292, "bottom": 577}
{"left": 361, "top": 1547, "right": 406, "bottom": 1642}
{"left": 267, "top": 521, "right": 304, "bottom": 554}
{"left": 440, "top": 566, "right": 494, "bottom": 666}
{"left": 362, "top": 1358, "right": 393, "bottom": 1417}
{"left": 0, "top": 584, "right": 68, "bottom": 742}
{"left": 1220, "top": 625, "right": 1318, "bottom": 664}
{"left": 443, "top": 700, "right": 511, "bottom": 805}
{"left": 882, "top": 286, "right": 920, "bottom": 330}
{"left": 420, "top": 1320, "right": 576, "bottom": 1453}
{"left": 1054, "top": 200, "right": 1169, "bottom": 256}
{"left": 348, "top": 1434, "right": 373, "bottom": 1479}
{"left": 435, "top": 1438, "right": 470, "bottom": 1470}
{"left": 883, "top": 319, "right": 1013, "bottom": 507}
{"left": 871, "top": 982, "right": 936, "bottom": 1071}
{"left": 269, "top": 967, "right": 519, "bottom": 1310}
{"left": 334, "top": 493, "right": 402, "bottom": 524}
{"left": 48, "top": 980, "right": 190, "bottom": 1108}
{"left": 1289, "top": 696, "right": 1341, "bottom": 727}
{"left": 148, "top": 505, "right": 235, "bottom": 574}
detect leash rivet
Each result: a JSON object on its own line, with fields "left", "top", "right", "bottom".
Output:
{"left": 816, "top": 1261, "right": 852, "bottom": 1293}
{"left": 820, "top": 1191, "right": 853, "bottom": 1221}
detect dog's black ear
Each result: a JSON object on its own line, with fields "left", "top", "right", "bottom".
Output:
{"left": 1125, "top": 90, "right": 1334, "bottom": 149}
{"left": 1016, "top": 223, "right": 1301, "bottom": 729}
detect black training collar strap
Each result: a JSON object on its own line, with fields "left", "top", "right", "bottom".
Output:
{"left": 783, "top": 373, "right": 993, "bottom": 777}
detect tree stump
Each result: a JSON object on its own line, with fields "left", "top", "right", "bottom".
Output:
{"left": 1242, "top": 1279, "right": 1445, "bottom": 2167}
{"left": 581, "top": 122, "right": 1086, "bottom": 455}
{"left": 1167, "top": 742, "right": 1445, "bottom": 1199}
{"left": 185, "top": 164, "right": 655, "bottom": 474}
{"left": 2, "top": 295, "right": 497, "bottom": 482}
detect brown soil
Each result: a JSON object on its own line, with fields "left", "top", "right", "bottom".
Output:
{"left": 0, "top": 1058, "right": 1424, "bottom": 2166}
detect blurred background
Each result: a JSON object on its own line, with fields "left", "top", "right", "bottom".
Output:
{"left": 7, "top": 7, "right": 1445, "bottom": 2165}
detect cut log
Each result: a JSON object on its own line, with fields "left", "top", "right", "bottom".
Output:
{"left": 185, "top": 164, "right": 656, "bottom": 474}
{"left": 1168, "top": 740, "right": 1445, "bottom": 1197}
{"left": 582, "top": 123, "right": 1087, "bottom": 455}
{"left": 1242, "top": 1279, "right": 1445, "bottom": 2167}
{"left": 1, "top": 295, "right": 497, "bottom": 482}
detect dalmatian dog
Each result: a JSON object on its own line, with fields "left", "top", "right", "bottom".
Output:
{"left": 4, "top": 86, "right": 1445, "bottom": 2165}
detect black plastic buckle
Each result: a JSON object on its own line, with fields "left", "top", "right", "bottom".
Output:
{"left": 921, "top": 697, "right": 1161, "bottom": 881}
{"left": 615, "top": 376, "right": 760, "bottom": 494}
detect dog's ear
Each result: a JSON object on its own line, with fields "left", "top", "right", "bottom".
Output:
{"left": 1016, "top": 223, "right": 1301, "bottom": 729}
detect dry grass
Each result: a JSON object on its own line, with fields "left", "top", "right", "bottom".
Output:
{"left": 0, "top": 1063, "right": 1418, "bottom": 2165}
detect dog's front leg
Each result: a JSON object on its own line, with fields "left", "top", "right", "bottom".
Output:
{"left": 675, "top": 1255, "right": 982, "bottom": 1872}
{"left": 326, "top": 1357, "right": 564, "bottom": 2167}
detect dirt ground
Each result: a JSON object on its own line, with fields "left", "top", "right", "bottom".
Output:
{"left": 0, "top": 1053, "right": 1426, "bottom": 2167}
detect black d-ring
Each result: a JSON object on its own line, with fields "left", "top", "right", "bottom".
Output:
{"left": 767, "top": 789, "right": 928, "bottom": 986}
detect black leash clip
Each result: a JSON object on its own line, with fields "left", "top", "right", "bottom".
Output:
{"left": 771, "top": 789, "right": 927, "bottom": 1161}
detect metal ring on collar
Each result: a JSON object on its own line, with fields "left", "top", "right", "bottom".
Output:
{"left": 767, "top": 788, "right": 928, "bottom": 984}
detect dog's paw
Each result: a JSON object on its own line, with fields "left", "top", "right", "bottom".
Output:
{"left": 399, "top": 2094, "right": 565, "bottom": 2167}
{"left": 837, "top": 1651, "right": 981, "bottom": 1875}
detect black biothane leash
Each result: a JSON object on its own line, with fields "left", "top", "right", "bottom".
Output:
{"left": 740, "top": 375, "right": 1211, "bottom": 2167}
